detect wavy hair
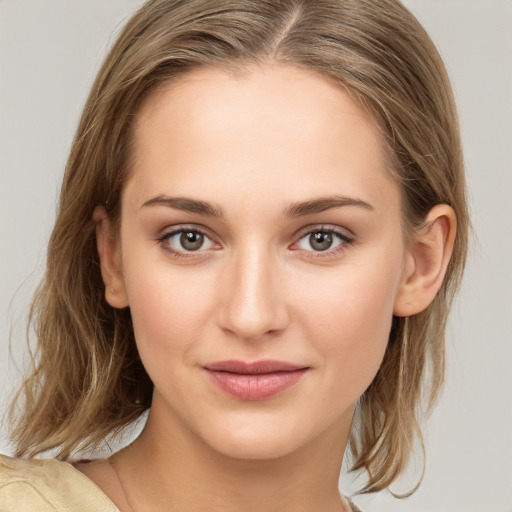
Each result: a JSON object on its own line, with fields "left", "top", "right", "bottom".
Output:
{"left": 10, "top": 0, "right": 468, "bottom": 495}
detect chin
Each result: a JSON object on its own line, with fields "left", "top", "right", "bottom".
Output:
{"left": 207, "top": 432, "right": 305, "bottom": 461}
{"left": 195, "top": 411, "right": 328, "bottom": 462}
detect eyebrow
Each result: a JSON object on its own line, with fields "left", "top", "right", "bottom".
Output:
{"left": 140, "top": 194, "right": 373, "bottom": 218}
{"left": 284, "top": 195, "right": 374, "bottom": 217}
{"left": 141, "top": 195, "right": 224, "bottom": 217}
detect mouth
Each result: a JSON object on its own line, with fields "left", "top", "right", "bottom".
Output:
{"left": 203, "top": 360, "right": 310, "bottom": 401}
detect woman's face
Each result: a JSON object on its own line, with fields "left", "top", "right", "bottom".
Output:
{"left": 113, "top": 64, "right": 409, "bottom": 459}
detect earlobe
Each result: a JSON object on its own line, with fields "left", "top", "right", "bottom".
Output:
{"left": 93, "top": 205, "right": 129, "bottom": 309}
{"left": 394, "top": 204, "right": 457, "bottom": 317}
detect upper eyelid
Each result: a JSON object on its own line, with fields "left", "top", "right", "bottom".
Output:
{"left": 157, "top": 224, "right": 355, "bottom": 246}
{"left": 158, "top": 227, "right": 219, "bottom": 257}
{"left": 293, "top": 224, "right": 355, "bottom": 241}
{"left": 157, "top": 225, "right": 219, "bottom": 251}
{"left": 159, "top": 224, "right": 214, "bottom": 239}
{"left": 295, "top": 231, "right": 351, "bottom": 246}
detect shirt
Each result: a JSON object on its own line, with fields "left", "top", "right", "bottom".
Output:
{"left": 0, "top": 454, "right": 363, "bottom": 511}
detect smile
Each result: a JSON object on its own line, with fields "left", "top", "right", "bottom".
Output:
{"left": 203, "top": 360, "right": 309, "bottom": 401}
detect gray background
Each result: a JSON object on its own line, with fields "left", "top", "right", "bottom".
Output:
{"left": 1, "top": 1, "right": 511, "bottom": 511}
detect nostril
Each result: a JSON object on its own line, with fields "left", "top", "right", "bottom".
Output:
{"left": 216, "top": 253, "right": 290, "bottom": 340}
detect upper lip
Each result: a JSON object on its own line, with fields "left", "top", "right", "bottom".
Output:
{"left": 204, "top": 360, "right": 308, "bottom": 374}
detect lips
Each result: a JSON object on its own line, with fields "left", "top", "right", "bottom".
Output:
{"left": 203, "top": 360, "right": 309, "bottom": 400}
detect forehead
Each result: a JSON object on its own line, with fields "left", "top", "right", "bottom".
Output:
{"left": 125, "top": 64, "right": 399, "bottom": 215}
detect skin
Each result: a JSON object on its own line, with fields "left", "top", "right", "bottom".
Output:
{"left": 83, "top": 64, "right": 456, "bottom": 512}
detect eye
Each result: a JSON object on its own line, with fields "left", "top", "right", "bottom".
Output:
{"left": 160, "top": 228, "right": 217, "bottom": 254}
{"left": 295, "top": 228, "right": 351, "bottom": 252}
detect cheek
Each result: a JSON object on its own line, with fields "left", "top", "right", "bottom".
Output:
{"left": 124, "top": 269, "right": 218, "bottom": 409}
{"left": 294, "top": 258, "right": 401, "bottom": 394}
{"left": 120, "top": 245, "right": 216, "bottom": 366}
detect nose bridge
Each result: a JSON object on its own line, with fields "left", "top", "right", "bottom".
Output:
{"left": 218, "top": 241, "right": 287, "bottom": 340}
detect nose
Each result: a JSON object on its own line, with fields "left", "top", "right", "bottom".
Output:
{"left": 217, "top": 245, "right": 289, "bottom": 341}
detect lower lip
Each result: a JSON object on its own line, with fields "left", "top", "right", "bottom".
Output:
{"left": 205, "top": 369, "right": 308, "bottom": 401}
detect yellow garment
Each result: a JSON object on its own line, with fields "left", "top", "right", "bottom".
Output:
{"left": 0, "top": 454, "right": 363, "bottom": 512}
{"left": 0, "top": 454, "right": 119, "bottom": 511}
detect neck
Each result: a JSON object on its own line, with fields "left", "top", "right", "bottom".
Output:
{"left": 117, "top": 398, "right": 352, "bottom": 512}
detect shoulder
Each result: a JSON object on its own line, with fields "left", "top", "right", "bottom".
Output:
{"left": 0, "top": 454, "right": 119, "bottom": 511}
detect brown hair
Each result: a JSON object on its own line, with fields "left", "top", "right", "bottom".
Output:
{"left": 10, "top": 0, "right": 468, "bottom": 495}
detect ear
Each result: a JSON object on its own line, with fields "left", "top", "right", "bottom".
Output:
{"left": 394, "top": 204, "right": 457, "bottom": 317}
{"left": 93, "top": 205, "right": 129, "bottom": 309}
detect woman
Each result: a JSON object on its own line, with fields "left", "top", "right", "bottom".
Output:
{"left": 0, "top": 1, "right": 468, "bottom": 511}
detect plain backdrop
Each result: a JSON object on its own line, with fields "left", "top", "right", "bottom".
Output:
{"left": 1, "top": 1, "right": 511, "bottom": 511}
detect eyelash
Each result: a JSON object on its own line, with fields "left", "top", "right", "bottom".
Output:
{"left": 292, "top": 226, "right": 354, "bottom": 259}
{"left": 157, "top": 226, "right": 216, "bottom": 259}
{"left": 157, "top": 225, "right": 355, "bottom": 260}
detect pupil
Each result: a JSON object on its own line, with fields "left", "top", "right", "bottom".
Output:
{"left": 310, "top": 232, "right": 332, "bottom": 251}
{"left": 180, "top": 231, "right": 203, "bottom": 251}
